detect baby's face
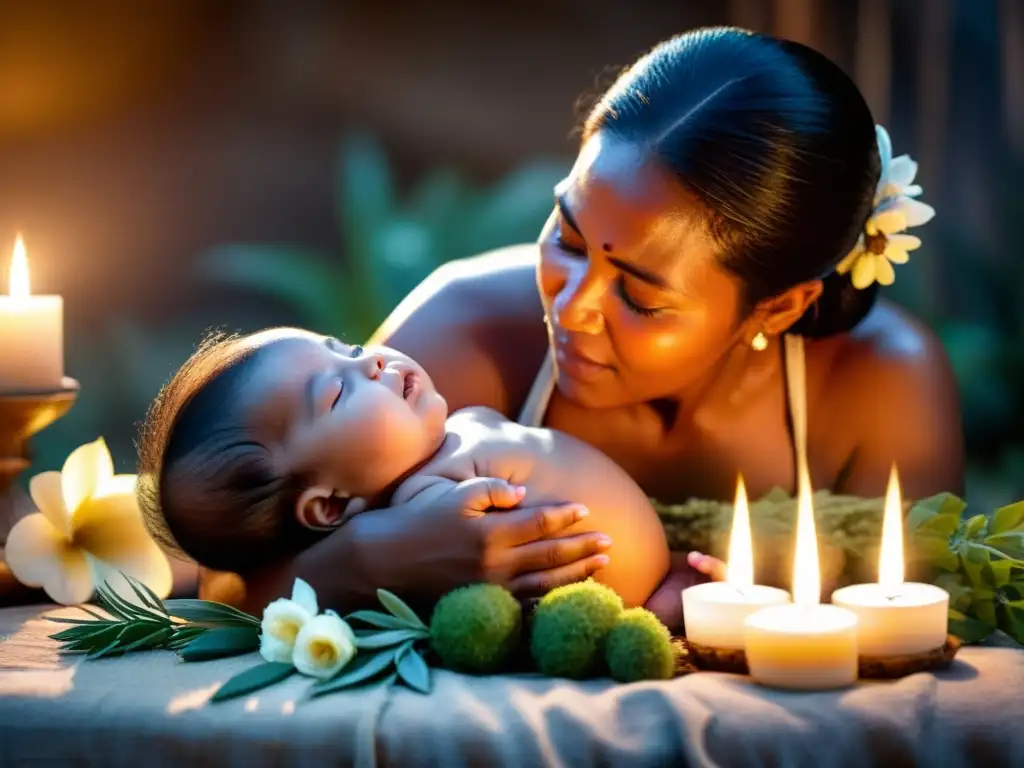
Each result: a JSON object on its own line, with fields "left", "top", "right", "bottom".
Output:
{"left": 239, "top": 329, "right": 448, "bottom": 503}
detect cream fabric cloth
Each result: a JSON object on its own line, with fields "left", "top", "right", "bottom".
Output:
{"left": 2, "top": 604, "right": 1021, "bottom": 767}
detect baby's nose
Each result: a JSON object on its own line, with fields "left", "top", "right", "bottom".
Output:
{"left": 363, "top": 353, "right": 385, "bottom": 380}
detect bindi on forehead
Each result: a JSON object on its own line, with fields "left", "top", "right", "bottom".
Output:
{"left": 602, "top": 243, "right": 613, "bottom": 252}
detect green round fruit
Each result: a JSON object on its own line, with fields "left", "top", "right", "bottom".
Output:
{"left": 430, "top": 584, "right": 522, "bottom": 674}
{"left": 530, "top": 579, "right": 623, "bottom": 679}
{"left": 605, "top": 608, "right": 676, "bottom": 683}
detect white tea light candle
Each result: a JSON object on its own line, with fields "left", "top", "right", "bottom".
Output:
{"left": 744, "top": 468, "right": 859, "bottom": 690}
{"left": 831, "top": 465, "right": 949, "bottom": 657}
{"left": 0, "top": 235, "right": 63, "bottom": 390}
{"left": 682, "top": 475, "right": 790, "bottom": 649}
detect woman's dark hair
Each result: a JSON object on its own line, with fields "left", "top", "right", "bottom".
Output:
{"left": 584, "top": 27, "right": 881, "bottom": 337}
{"left": 137, "top": 332, "right": 322, "bottom": 574}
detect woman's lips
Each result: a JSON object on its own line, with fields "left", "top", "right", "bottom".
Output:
{"left": 555, "top": 343, "right": 612, "bottom": 382}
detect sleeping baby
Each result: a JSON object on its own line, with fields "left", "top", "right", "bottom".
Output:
{"left": 138, "top": 328, "right": 719, "bottom": 608}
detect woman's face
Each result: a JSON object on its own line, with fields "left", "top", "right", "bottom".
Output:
{"left": 537, "top": 132, "right": 748, "bottom": 409}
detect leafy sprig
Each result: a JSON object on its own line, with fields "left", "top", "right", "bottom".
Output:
{"left": 910, "top": 494, "right": 1024, "bottom": 645}
{"left": 47, "top": 575, "right": 260, "bottom": 661}
{"left": 210, "top": 589, "right": 433, "bottom": 703}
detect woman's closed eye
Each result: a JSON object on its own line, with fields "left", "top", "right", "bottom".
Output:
{"left": 349, "top": 344, "right": 364, "bottom": 358}
{"left": 616, "top": 276, "right": 664, "bottom": 317}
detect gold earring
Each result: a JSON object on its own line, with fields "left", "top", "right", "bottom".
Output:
{"left": 751, "top": 332, "right": 768, "bottom": 352}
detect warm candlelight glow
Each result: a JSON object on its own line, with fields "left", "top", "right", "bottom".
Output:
{"left": 878, "top": 464, "right": 904, "bottom": 590}
{"left": 10, "top": 234, "right": 30, "bottom": 298}
{"left": 726, "top": 475, "right": 754, "bottom": 588}
{"left": 791, "top": 465, "right": 820, "bottom": 607}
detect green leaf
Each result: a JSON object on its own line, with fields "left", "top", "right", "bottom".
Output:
{"left": 310, "top": 649, "right": 398, "bottom": 696}
{"left": 964, "top": 514, "right": 988, "bottom": 540}
{"left": 211, "top": 662, "right": 296, "bottom": 703}
{"left": 913, "top": 535, "right": 960, "bottom": 571}
{"left": 972, "top": 586, "right": 999, "bottom": 626}
{"left": 59, "top": 624, "right": 124, "bottom": 653}
{"left": 345, "top": 610, "right": 414, "bottom": 631}
{"left": 998, "top": 600, "right": 1024, "bottom": 645}
{"left": 119, "top": 625, "right": 174, "bottom": 654}
{"left": 990, "top": 501, "right": 1024, "bottom": 536}
{"left": 395, "top": 643, "right": 432, "bottom": 694}
{"left": 354, "top": 628, "right": 426, "bottom": 650}
{"left": 1001, "top": 581, "right": 1024, "bottom": 602}
{"left": 177, "top": 627, "right": 260, "bottom": 662}
{"left": 124, "top": 574, "right": 169, "bottom": 616}
{"left": 982, "top": 559, "right": 1014, "bottom": 589}
{"left": 983, "top": 532, "right": 1024, "bottom": 561}
{"left": 163, "top": 599, "right": 260, "bottom": 627}
{"left": 933, "top": 573, "right": 973, "bottom": 613}
{"left": 95, "top": 582, "right": 167, "bottom": 624}
{"left": 908, "top": 493, "right": 966, "bottom": 530}
{"left": 948, "top": 609, "right": 995, "bottom": 644}
{"left": 916, "top": 514, "right": 960, "bottom": 539}
{"left": 376, "top": 590, "right": 427, "bottom": 631}
{"left": 167, "top": 626, "right": 208, "bottom": 649}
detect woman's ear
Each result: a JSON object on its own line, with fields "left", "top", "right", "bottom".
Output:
{"left": 756, "top": 280, "right": 824, "bottom": 336}
{"left": 295, "top": 486, "right": 350, "bottom": 531}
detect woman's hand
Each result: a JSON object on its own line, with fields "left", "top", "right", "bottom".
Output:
{"left": 644, "top": 550, "right": 726, "bottom": 634}
{"left": 347, "top": 476, "right": 612, "bottom": 601}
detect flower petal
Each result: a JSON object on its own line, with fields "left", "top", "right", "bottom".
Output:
{"left": 887, "top": 234, "right": 922, "bottom": 252}
{"left": 884, "top": 245, "right": 910, "bottom": 265}
{"left": 902, "top": 184, "right": 923, "bottom": 198}
{"left": 72, "top": 493, "right": 172, "bottom": 599}
{"left": 897, "top": 197, "right": 935, "bottom": 228}
{"left": 291, "top": 578, "right": 319, "bottom": 616}
{"left": 874, "top": 254, "right": 896, "bottom": 285}
{"left": 260, "top": 635, "right": 295, "bottom": 664}
{"left": 62, "top": 438, "right": 115, "bottom": 516}
{"left": 871, "top": 209, "right": 908, "bottom": 235}
{"left": 835, "top": 247, "right": 862, "bottom": 275}
{"left": 293, "top": 613, "right": 357, "bottom": 679}
{"left": 852, "top": 253, "right": 876, "bottom": 289}
{"left": 888, "top": 155, "right": 918, "bottom": 188}
{"left": 876, "top": 125, "right": 893, "bottom": 180}
{"left": 5, "top": 514, "right": 94, "bottom": 604}
{"left": 28, "top": 472, "right": 71, "bottom": 538}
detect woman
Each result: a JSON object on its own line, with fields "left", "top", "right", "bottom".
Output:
{"left": 243, "top": 28, "right": 963, "bottom": 627}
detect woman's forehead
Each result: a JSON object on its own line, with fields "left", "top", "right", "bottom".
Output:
{"left": 560, "top": 133, "right": 722, "bottom": 286}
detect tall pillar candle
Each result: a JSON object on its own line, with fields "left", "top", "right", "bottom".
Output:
{"left": 0, "top": 236, "right": 63, "bottom": 391}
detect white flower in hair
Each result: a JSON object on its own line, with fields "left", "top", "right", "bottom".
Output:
{"left": 836, "top": 126, "right": 936, "bottom": 289}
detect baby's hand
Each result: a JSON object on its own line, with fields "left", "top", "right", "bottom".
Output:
{"left": 686, "top": 551, "right": 727, "bottom": 582}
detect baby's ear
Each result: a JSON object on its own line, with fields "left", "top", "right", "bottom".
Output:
{"left": 295, "top": 486, "right": 349, "bottom": 531}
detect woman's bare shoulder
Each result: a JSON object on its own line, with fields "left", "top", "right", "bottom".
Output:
{"left": 813, "top": 301, "right": 964, "bottom": 496}
{"left": 371, "top": 244, "right": 549, "bottom": 415}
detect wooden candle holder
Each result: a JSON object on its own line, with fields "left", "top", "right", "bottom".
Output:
{"left": 0, "top": 378, "right": 79, "bottom": 606}
{"left": 684, "top": 634, "right": 962, "bottom": 679}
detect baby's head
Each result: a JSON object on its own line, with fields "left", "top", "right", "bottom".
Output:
{"left": 137, "top": 328, "right": 448, "bottom": 573}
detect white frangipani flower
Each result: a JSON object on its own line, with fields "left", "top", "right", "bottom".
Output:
{"left": 5, "top": 438, "right": 172, "bottom": 605}
{"left": 837, "top": 126, "right": 935, "bottom": 290}
{"left": 259, "top": 577, "right": 319, "bottom": 663}
{"left": 292, "top": 611, "right": 357, "bottom": 679}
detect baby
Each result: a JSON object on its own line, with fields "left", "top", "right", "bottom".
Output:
{"left": 139, "top": 328, "right": 702, "bottom": 608}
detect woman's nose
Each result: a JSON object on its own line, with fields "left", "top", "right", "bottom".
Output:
{"left": 555, "top": 274, "right": 605, "bottom": 335}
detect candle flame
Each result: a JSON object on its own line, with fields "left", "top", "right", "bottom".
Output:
{"left": 878, "top": 464, "right": 904, "bottom": 589}
{"left": 10, "top": 235, "right": 30, "bottom": 298}
{"left": 791, "top": 464, "right": 820, "bottom": 607}
{"left": 726, "top": 474, "right": 754, "bottom": 587}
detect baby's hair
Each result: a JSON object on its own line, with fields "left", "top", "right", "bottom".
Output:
{"left": 137, "top": 330, "right": 322, "bottom": 575}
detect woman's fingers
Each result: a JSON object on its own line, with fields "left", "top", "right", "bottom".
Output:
{"left": 687, "top": 551, "right": 727, "bottom": 581}
{"left": 506, "top": 532, "right": 612, "bottom": 576}
{"left": 506, "top": 554, "right": 611, "bottom": 598}
{"left": 483, "top": 502, "right": 590, "bottom": 548}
